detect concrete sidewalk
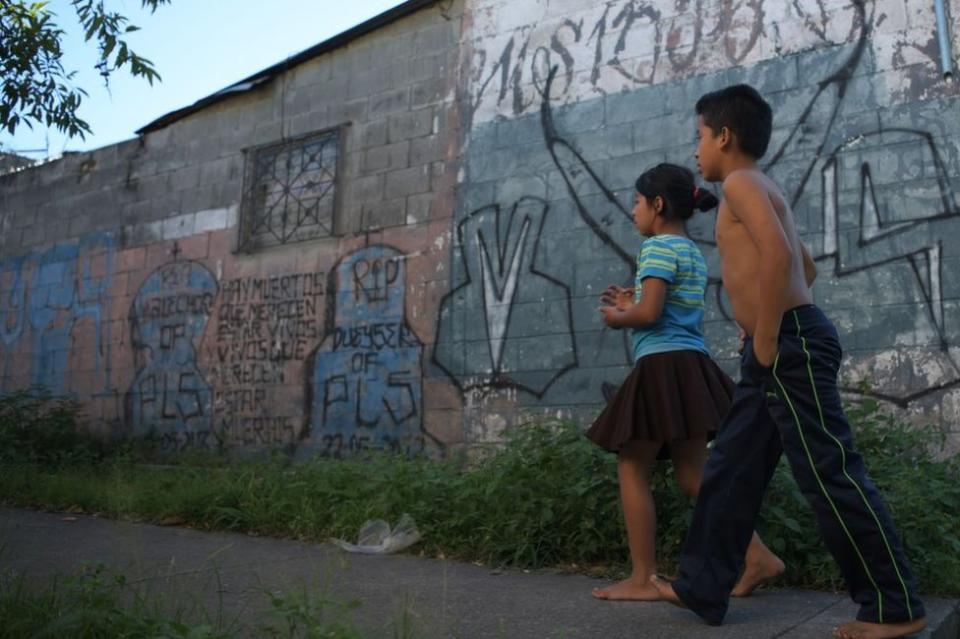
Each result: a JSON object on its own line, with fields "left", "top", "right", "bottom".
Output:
{"left": 1, "top": 507, "right": 956, "bottom": 638}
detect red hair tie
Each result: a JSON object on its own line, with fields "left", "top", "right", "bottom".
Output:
{"left": 693, "top": 186, "right": 701, "bottom": 199}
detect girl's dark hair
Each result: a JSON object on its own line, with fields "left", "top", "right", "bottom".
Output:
{"left": 635, "top": 163, "right": 718, "bottom": 220}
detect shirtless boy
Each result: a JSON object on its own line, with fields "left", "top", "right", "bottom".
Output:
{"left": 651, "top": 85, "right": 926, "bottom": 639}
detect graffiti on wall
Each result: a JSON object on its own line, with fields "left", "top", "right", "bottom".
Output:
{"left": 467, "top": 0, "right": 956, "bottom": 123}
{"left": 0, "top": 256, "right": 28, "bottom": 349}
{"left": 468, "top": 0, "right": 768, "bottom": 121}
{"left": 125, "top": 259, "right": 218, "bottom": 451}
{"left": 433, "top": 197, "right": 578, "bottom": 396}
{"left": 0, "top": 232, "right": 115, "bottom": 396}
{"left": 446, "top": 0, "right": 960, "bottom": 412}
{"left": 308, "top": 245, "right": 431, "bottom": 457}
{"left": 212, "top": 271, "right": 325, "bottom": 447}
{"left": 4, "top": 0, "right": 960, "bottom": 453}
{"left": 729, "top": 0, "right": 960, "bottom": 404}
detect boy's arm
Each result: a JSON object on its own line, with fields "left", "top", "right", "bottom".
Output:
{"left": 801, "top": 242, "right": 817, "bottom": 286}
{"left": 723, "top": 172, "right": 793, "bottom": 365}
{"left": 600, "top": 277, "right": 667, "bottom": 328}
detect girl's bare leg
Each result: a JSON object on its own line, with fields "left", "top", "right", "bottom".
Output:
{"left": 592, "top": 440, "right": 663, "bottom": 601}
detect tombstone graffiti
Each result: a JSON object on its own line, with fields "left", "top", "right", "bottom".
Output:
{"left": 212, "top": 271, "right": 324, "bottom": 446}
{"left": 308, "top": 246, "right": 427, "bottom": 457}
{"left": 126, "top": 260, "right": 218, "bottom": 451}
{"left": 433, "top": 197, "right": 577, "bottom": 396}
{"left": 0, "top": 232, "right": 115, "bottom": 395}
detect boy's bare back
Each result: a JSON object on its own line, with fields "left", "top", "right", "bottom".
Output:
{"left": 716, "top": 169, "right": 813, "bottom": 336}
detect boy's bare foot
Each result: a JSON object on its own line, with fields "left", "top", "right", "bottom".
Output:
{"left": 732, "top": 553, "right": 785, "bottom": 597}
{"left": 649, "top": 575, "right": 685, "bottom": 608}
{"left": 832, "top": 618, "right": 926, "bottom": 639}
{"left": 591, "top": 577, "right": 661, "bottom": 601}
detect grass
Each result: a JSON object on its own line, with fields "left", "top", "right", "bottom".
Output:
{"left": 0, "top": 564, "right": 229, "bottom": 639}
{"left": 0, "top": 564, "right": 414, "bottom": 638}
{"left": 1, "top": 391, "right": 959, "bottom": 596}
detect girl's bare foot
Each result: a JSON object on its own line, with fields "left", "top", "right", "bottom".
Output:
{"left": 732, "top": 553, "right": 785, "bottom": 596}
{"left": 832, "top": 618, "right": 926, "bottom": 639}
{"left": 649, "top": 575, "right": 685, "bottom": 607}
{"left": 591, "top": 576, "right": 661, "bottom": 601}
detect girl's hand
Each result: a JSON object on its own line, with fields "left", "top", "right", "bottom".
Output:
{"left": 600, "top": 285, "right": 634, "bottom": 311}
{"left": 738, "top": 327, "right": 747, "bottom": 355}
{"left": 599, "top": 305, "right": 625, "bottom": 328}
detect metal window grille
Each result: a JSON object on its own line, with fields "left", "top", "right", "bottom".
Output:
{"left": 239, "top": 129, "right": 340, "bottom": 251}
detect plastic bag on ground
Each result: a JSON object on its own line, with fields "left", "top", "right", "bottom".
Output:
{"left": 331, "top": 513, "right": 421, "bottom": 555}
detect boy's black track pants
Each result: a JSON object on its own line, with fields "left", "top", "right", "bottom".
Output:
{"left": 672, "top": 305, "right": 924, "bottom": 626}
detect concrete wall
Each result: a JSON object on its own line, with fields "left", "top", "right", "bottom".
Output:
{"left": 1, "top": 0, "right": 960, "bottom": 457}
{"left": 0, "top": 2, "right": 465, "bottom": 457}
{"left": 450, "top": 0, "right": 960, "bottom": 453}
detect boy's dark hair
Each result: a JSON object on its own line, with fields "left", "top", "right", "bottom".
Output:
{"left": 635, "top": 163, "right": 718, "bottom": 221}
{"left": 696, "top": 84, "right": 773, "bottom": 159}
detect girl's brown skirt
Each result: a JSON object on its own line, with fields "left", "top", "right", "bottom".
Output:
{"left": 586, "top": 349, "right": 735, "bottom": 460}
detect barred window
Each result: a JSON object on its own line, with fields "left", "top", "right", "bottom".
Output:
{"left": 239, "top": 129, "right": 341, "bottom": 252}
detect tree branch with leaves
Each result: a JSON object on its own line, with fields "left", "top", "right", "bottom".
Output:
{"left": 0, "top": 0, "right": 170, "bottom": 138}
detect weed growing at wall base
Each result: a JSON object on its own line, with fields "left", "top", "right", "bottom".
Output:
{"left": 0, "top": 398, "right": 957, "bottom": 596}
{"left": 0, "top": 389, "right": 105, "bottom": 467}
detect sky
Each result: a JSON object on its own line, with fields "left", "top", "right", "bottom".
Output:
{"left": 1, "top": 0, "right": 407, "bottom": 160}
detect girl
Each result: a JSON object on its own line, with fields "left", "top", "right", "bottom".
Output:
{"left": 588, "top": 163, "right": 784, "bottom": 601}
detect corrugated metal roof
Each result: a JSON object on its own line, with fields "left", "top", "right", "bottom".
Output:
{"left": 136, "top": 0, "right": 442, "bottom": 135}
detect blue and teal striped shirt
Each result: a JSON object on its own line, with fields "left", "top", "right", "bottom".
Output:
{"left": 632, "top": 234, "right": 710, "bottom": 361}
